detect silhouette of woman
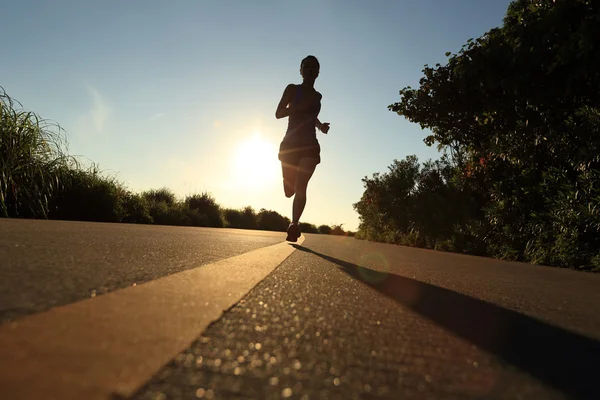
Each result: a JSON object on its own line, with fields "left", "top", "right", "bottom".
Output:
{"left": 275, "top": 55, "right": 330, "bottom": 242}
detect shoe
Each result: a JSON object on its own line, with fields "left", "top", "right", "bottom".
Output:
{"left": 286, "top": 223, "right": 301, "bottom": 242}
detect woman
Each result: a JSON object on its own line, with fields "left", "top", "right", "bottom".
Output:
{"left": 275, "top": 55, "right": 330, "bottom": 242}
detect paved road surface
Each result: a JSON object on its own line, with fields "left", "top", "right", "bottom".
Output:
{"left": 1, "top": 219, "right": 600, "bottom": 399}
{"left": 0, "top": 218, "right": 282, "bottom": 323}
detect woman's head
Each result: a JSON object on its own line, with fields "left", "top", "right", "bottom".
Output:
{"left": 300, "top": 55, "right": 320, "bottom": 81}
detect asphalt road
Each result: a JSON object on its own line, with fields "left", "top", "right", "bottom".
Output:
{"left": 2, "top": 219, "right": 600, "bottom": 399}
{"left": 0, "top": 218, "right": 283, "bottom": 323}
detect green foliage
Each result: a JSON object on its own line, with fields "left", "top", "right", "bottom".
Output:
{"left": 0, "top": 86, "right": 73, "bottom": 218}
{"left": 138, "top": 190, "right": 224, "bottom": 228}
{"left": 354, "top": 154, "right": 484, "bottom": 252}
{"left": 141, "top": 188, "right": 178, "bottom": 225}
{"left": 317, "top": 225, "right": 332, "bottom": 234}
{"left": 375, "top": 0, "right": 600, "bottom": 270}
{"left": 142, "top": 188, "right": 177, "bottom": 207}
{"left": 121, "top": 192, "right": 153, "bottom": 224}
{"left": 48, "top": 165, "right": 126, "bottom": 222}
{"left": 184, "top": 192, "right": 223, "bottom": 228}
{"left": 257, "top": 209, "right": 290, "bottom": 232}
{"left": 224, "top": 206, "right": 258, "bottom": 229}
{"left": 330, "top": 224, "right": 345, "bottom": 236}
{"left": 223, "top": 208, "right": 243, "bottom": 228}
{"left": 299, "top": 222, "right": 319, "bottom": 234}
{"left": 240, "top": 206, "right": 258, "bottom": 230}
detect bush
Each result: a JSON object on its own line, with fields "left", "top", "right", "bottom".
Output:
{"left": 224, "top": 208, "right": 243, "bottom": 228}
{"left": 224, "top": 206, "right": 258, "bottom": 229}
{"left": 48, "top": 165, "right": 126, "bottom": 222}
{"left": 121, "top": 192, "right": 153, "bottom": 224}
{"left": 299, "top": 222, "right": 319, "bottom": 233}
{"left": 184, "top": 192, "right": 223, "bottom": 228}
{"left": 330, "top": 224, "right": 345, "bottom": 236}
{"left": 257, "top": 209, "right": 290, "bottom": 231}
{"left": 142, "top": 188, "right": 176, "bottom": 207}
{"left": 240, "top": 206, "right": 258, "bottom": 229}
{"left": 318, "top": 225, "right": 332, "bottom": 234}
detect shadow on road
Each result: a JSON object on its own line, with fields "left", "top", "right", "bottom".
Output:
{"left": 292, "top": 244, "right": 599, "bottom": 400}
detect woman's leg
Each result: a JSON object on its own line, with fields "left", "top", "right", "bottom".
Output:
{"left": 292, "top": 157, "right": 319, "bottom": 224}
{"left": 281, "top": 161, "right": 297, "bottom": 198}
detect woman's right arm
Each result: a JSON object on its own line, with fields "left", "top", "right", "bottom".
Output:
{"left": 275, "top": 84, "right": 296, "bottom": 119}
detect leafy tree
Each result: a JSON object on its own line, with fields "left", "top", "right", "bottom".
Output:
{"left": 354, "top": 154, "right": 484, "bottom": 252}
{"left": 384, "top": 0, "right": 600, "bottom": 269}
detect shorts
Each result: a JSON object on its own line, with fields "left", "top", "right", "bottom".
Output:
{"left": 278, "top": 140, "right": 321, "bottom": 167}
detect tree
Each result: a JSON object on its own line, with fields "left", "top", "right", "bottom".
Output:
{"left": 387, "top": 0, "right": 600, "bottom": 269}
{"left": 354, "top": 154, "right": 483, "bottom": 251}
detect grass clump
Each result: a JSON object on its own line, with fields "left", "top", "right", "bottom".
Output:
{"left": 0, "top": 86, "right": 73, "bottom": 218}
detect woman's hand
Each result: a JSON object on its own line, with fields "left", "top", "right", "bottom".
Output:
{"left": 318, "top": 121, "right": 330, "bottom": 134}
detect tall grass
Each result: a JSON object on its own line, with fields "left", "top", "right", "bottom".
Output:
{"left": 48, "top": 163, "right": 128, "bottom": 222}
{"left": 0, "top": 86, "right": 74, "bottom": 218}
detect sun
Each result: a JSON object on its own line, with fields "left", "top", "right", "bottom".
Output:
{"left": 231, "top": 133, "right": 279, "bottom": 189}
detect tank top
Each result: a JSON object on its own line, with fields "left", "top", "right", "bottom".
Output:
{"left": 283, "top": 85, "right": 321, "bottom": 145}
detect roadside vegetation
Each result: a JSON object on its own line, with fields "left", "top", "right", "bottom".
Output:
{"left": 353, "top": 0, "right": 600, "bottom": 271}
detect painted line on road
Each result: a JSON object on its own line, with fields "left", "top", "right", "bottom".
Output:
{"left": 0, "top": 235, "right": 304, "bottom": 400}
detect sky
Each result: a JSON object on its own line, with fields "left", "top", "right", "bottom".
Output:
{"left": 2, "top": 0, "right": 513, "bottom": 231}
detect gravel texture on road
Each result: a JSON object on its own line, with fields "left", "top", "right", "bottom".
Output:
{"left": 131, "top": 237, "right": 581, "bottom": 400}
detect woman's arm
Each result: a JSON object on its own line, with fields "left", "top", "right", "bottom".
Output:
{"left": 275, "top": 84, "right": 294, "bottom": 119}
{"left": 276, "top": 84, "right": 317, "bottom": 119}
{"left": 276, "top": 84, "right": 311, "bottom": 119}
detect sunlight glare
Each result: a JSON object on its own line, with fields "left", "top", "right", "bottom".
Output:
{"left": 231, "top": 133, "right": 279, "bottom": 190}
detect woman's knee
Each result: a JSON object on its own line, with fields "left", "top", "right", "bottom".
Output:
{"left": 294, "top": 181, "right": 308, "bottom": 197}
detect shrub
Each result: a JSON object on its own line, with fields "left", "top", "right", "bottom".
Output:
{"left": 184, "top": 192, "right": 223, "bottom": 227}
{"left": 318, "top": 225, "right": 332, "bottom": 234}
{"left": 299, "top": 222, "right": 319, "bottom": 233}
{"left": 142, "top": 187, "right": 176, "bottom": 206}
{"left": 48, "top": 165, "right": 125, "bottom": 222}
{"left": 121, "top": 192, "right": 153, "bottom": 224}
{"left": 257, "top": 209, "right": 290, "bottom": 231}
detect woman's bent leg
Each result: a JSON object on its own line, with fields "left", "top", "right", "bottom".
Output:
{"left": 292, "top": 157, "right": 319, "bottom": 224}
{"left": 281, "top": 161, "right": 297, "bottom": 198}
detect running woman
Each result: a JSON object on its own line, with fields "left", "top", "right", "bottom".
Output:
{"left": 275, "top": 55, "right": 330, "bottom": 242}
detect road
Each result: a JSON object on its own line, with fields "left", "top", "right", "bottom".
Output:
{"left": 1, "top": 218, "right": 599, "bottom": 400}
{"left": 0, "top": 218, "right": 283, "bottom": 323}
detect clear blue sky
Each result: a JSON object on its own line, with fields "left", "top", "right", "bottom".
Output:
{"left": 2, "top": 0, "right": 512, "bottom": 231}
